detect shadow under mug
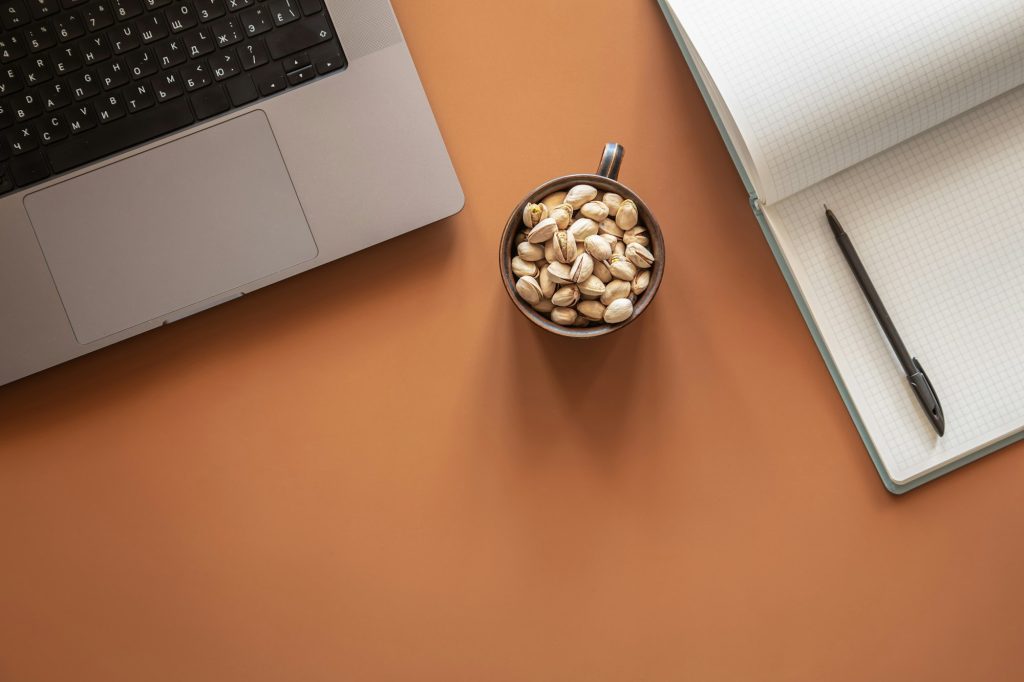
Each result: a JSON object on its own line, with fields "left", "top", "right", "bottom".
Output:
{"left": 499, "top": 143, "right": 666, "bottom": 338}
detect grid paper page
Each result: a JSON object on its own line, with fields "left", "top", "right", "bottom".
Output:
{"left": 766, "top": 84, "right": 1024, "bottom": 484}
{"left": 668, "top": 0, "right": 1024, "bottom": 204}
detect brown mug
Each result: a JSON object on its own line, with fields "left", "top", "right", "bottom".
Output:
{"left": 499, "top": 143, "right": 665, "bottom": 337}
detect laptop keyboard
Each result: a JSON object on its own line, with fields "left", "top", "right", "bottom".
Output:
{"left": 0, "top": 0, "right": 346, "bottom": 195}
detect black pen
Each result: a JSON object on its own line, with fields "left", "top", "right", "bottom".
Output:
{"left": 824, "top": 206, "right": 945, "bottom": 436}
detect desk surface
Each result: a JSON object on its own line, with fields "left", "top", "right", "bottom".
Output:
{"left": 3, "top": 1, "right": 1024, "bottom": 680}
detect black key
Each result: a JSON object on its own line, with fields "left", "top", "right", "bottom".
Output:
{"left": 23, "top": 55, "right": 53, "bottom": 85}
{"left": 0, "top": 162, "right": 13, "bottom": 194}
{"left": 238, "top": 38, "right": 267, "bottom": 70}
{"left": 142, "top": 0, "right": 169, "bottom": 9}
{"left": 65, "top": 102, "right": 95, "bottom": 132}
{"left": 297, "top": 0, "right": 318, "bottom": 15}
{"left": 195, "top": 0, "right": 223, "bottom": 21}
{"left": 27, "top": 0, "right": 60, "bottom": 19}
{"left": 38, "top": 111, "right": 68, "bottom": 143}
{"left": 224, "top": 0, "right": 251, "bottom": 11}
{"left": 184, "top": 27, "right": 215, "bottom": 57}
{"left": 109, "top": 22, "right": 140, "bottom": 54}
{"left": 1, "top": 0, "right": 31, "bottom": 29}
{"left": 154, "top": 37, "right": 186, "bottom": 68}
{"left": 68, "top": 69, "right": 99, "bottom": 99}
{"left": 212, "top": 16, "right": 241, "bottom": 47}
{"left": 111, "top": 0, "right": 141, "bottom": 20}
{"left": 0, "top": 136, "right": 8, "bottom": 158}
{"left": 125, "top": 47, "right": 156, "bottom": 78}
{"left": 265, "top": 13, "right": 329, "bottom": 59}
{"left": 281, "top": 52, "right": 307, "bottom": 72}
{"left": 190, "top": 83, "right": 226, "bottom": 118}
{"left": 0, "top": 32, "right": 28, "bottom": 62}
{"left": 225, "top": 72, "right": 254, "bottom": 105}
{"left": 138, "top": 13, "right": 167, "bottom": 43}
{"left": 80, "top": 34, "right": 111, "bottom": 64}
{"left": 122, "top": 80, "right": 153, "bottom": 111}
{"left": 24, "top": 21, "right": 58, "bottom": 52}
{"left": 55, "top": 13, "right": 85, "bottom": 41}
{"left": 61, "top": 0, "right": 89, "bottom": 8}
{"left": 93, "top": 91, "right": 125, "bottom": 122}
{"left": 312, "top": 47, "right": 344, "bottom": 74}
{"left": 210, "top": 49, "right": 238, "bottom": 80}
{"left": 165, "top": 2, "right": 196, "bottom": 32}
{"left": 97, "top": 57, "right": 128, "bottom": 88}
{"left": 267, "top": 0, "right": 297, "bottom": 26}
{"left": 239, "top": 5, "right": 269, "bottom": 36}
{"left": 83, "top": 2, "right": 114, "bottom": 31}
{"left": 9, "top": 149, "right": 49, "bottom": 186}
{"left": 0, "top": 99, "right": 11, "bottom": 128}
{"left": 285, "top": 63, "right": 311, "bottom": 86}
{"left": 181, "top": 59, "right": 209, "bottom": 90}
{"left": 49, "top": 97, "right": 192, "bottom": 172}
{"left": 51, "top": 44, "right": 83, "bottom": 75}
{"left": 0, "top": 65, "right": 24, "bottom": 96}
{"left": 12, "top": 91, "right": 42, "bottom": 121}
{"left": 39, "top": 80, "right": 70, "bottom": 109}
{"left": 251, "top": 63, "right": 283, "bottom": 95}
{"left": 153, "top": 69, "right": 181, "bottom": 100}
{"left": 9, "top": 123, "right": 39, "bottom": 153}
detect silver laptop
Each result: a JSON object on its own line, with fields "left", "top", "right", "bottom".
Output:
{"left": 0, "top": 0, "right": 462, "bottom": 385}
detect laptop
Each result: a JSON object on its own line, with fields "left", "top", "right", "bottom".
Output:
{"left": 0, "top": 0, "right": 463, "bottom": 385}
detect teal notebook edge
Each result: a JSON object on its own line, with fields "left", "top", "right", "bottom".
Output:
{"left": 655, "top": 0, "right": 1024, "bottom": 493}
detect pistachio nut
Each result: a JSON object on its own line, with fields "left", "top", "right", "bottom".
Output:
{"left": 625, "top": 242, "right": 655, "bottom": 269}
{"left": 551, "top": 306, "right": 578, "bottom": 326}
{"left": 539, "top": 191, "right": 567, "bottom": 212}
{"left": 593, "top": 259, "right": 613, "bottom": 284}
{"left": 600, "top": 278, "right": 632, "bottom": 305}
{"left": 615, "top": 199, "right": 639, "bottom": 230}
{"left": 546, "top": 261, "right": 573, "bottom": 284}
{"left": 584, "top": 234, "right": 612, "bottom": 261}
{"left": 552, "top": 230, "right": 577, "bottom": 263}
{"left": 544, "top": 238, "right": 556, "bottom": 262}
{"left": 538, "top": 266, "right": 556, "bottom": 298}
{"left": 599, "top": 218, "right": 625, "bottom": 238}
{"left": 552, "top": 284, "right": 581, "bottom": 307}
{"left": 577, "top": 300, "right": 606, "bottom": 322}
{"left": 517, "top": 241, "right": 545, "bottom": 261}
{"left": 550, "top": 202, "right": 574, "bottom": 229}
{"left": 527, "top": 217, "right": 558, "bottom": 243}
{"left": 623, "top": 226, "right": 650, "bottom": 247}
{"left": 612, "top": 239, "right": 626, "bottom": 256}
{"left": 572, "top": 315, "right": 590, "bottom": 327}
{"left": 533, "top": 298, "right": 554, "bottom": 313}
{"left": 608, "top": 254, "right": 637, "bottom": 281}
{"left": 569, "top": 253, "right": 594, "bottom": 283}
{"left": 632, "top": 270, "right": 651, "bottom": 296}
{"left": 603, "top": 297, "right": 634, "bottom": 323}
{"left": 515, "top": 230, "right": 528, "bottom": 245}
{"left": 568, "top": 217, "right": 599, "bottom": 242}
{"left": 522, "top": 202, "right": 549, "bottom": 229}
{"left": 515, "top": 276, "right": 543, "bottom": 305}
{"left": 511, "top": 256, "right": 539, "bottom": 278}
{"left": 580, "top": 200, "right": 609, "bottom": 222}
{"left": 578, "top": 275, "right": 606, "bottom": 297}
{"left": 602, "top": 192, "right": 623, "bottom": 216}
{"left": 565, "top": 184, "right": 598, "bottom": 210}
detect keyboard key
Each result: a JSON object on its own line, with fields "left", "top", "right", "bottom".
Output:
{"left": 111, "top": 0, "right": 141, "bottom": 20}
{"left": 252, "top": 64, "right": 283, "bottom": 95}
{"left": 154, "top": 37, "right": 186, "bottom": 68}
{"left": 1, "top": 0, "right": 31, "bottom": 30}
{"left": 281, "top": 52, "right": 307, "bottom": 72}
{"left": 27, "top": 0, "right": 59, "bottom": 19}
{"left": 68, "top": 69, "right": 99, "bottom": 99}
{"left": 23, "top": 55, "right": 52, "bottom": 85}
{"left": 190, "top": 83, "right": 227, "bottom": 118}
{"left": 225, "top": 72, "right": 255, "bottom": 105}
{"left": 0, "top": 162, "right": 14, "bottom": 194}
{"left": 123, "top": 81, "right": 154, "bottom": 112}
{"left": 265, "top": 13, "right": 329, "bottom": 59}
{"left": 0, "top": 32, "right": 28, "bottom": 62}
{"left": 154, "top": 69, "right": 182, "bottom": 100}
{"left": 12, "top": 91, "right": 42, "bottom": 121}
{"left": 184, "top": 27, "right": 215, "bottom": 57}
{"left": 238, "top": 38, "right": 267, "bottom": 69}
{"left": 138, "top": 13, "right": 167, "bottom": 43}
{"left": 224, "top": 0, "right": 251, "bottom": 11}
{"left": 24, "top": 21, "right": 58, "bottom": 52}
{"left": 9, "top": 123, "right": 39, "bottom": 153}
{"left": 65, "top": 102, "right": 95, "bottom": 132}
{"left": 61, "top": 0, "right": 89, "bottom": 7}
{"left": 39, "top": 80, "right": 70, "bottom": 109}
{"left": 142, "top": 0, "right": 170, "bottom": 9}
{"left": 9, "top": 149, "right": 50, "bottom": 186}
{"left": 48, "top": 97, "right": 192, "bottom": 172}
{"left": 268, "top": 0, "right": 298, "bottom": 26}
{"left": 312, "top": 47, "right": 344, "bottom": 74}
{"left": 212, "top": 16, "right": 242, "bottom": 47}
{"left": 38, "top": 112, "right": 68, "bottom": 143}
{"left": 165, "top": 2, "right": 196, "bottom": 32}
{"left": 51, "top": 44, "right": 83, "bottom": 75}
{"left": 240, "top": 5, "right": 270, "bottom": 36}
{"left": 55, "top": 13, "right": 85, "bottom": 41}
{"left": 83, "top": 2, "right": 114, "bottom": 31}
{"left": 0, "top": 65, "right": 24, "bottom": 96}
{"left": 0, "top": 100, "right": 11, "bottom": 128}
{"left": 210, "top": 49, "right": 238, "bottom": 80}
{"left": 181, "top": 60, "right": 209, "bottom": 90}
{"left": 80, "top": 34, "right": 111, "bottom": 64}
{"left": 195, "top": 0, "right": 223, "bottom": 21}
{"left": 285, "top": 63, "right": 311, "bottom": 86}
{"left": 97, "top": 57, "right": 127, "bottom": 88}
{"left": 109, "top": 22, "right": 140, "bottom": 54}
{"left": 125, "top": 47, "right": 156, "bottom": 78}
{"left": 94, "top": 91, "right": 125, "bottom": 122}
{"left": 298, "top": 0, "right": 318, "bottom": 15}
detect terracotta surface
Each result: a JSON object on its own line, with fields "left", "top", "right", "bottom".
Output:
{"left": 2, "top": 1, "right": 1023, "bottom": 680}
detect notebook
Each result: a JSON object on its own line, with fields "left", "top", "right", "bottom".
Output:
{"left": 658, "top": 0, "right": 1024, "bottom": 492}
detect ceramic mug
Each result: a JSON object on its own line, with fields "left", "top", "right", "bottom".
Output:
{"left": 499, "top": 143, "right": 665, "bottom": 337}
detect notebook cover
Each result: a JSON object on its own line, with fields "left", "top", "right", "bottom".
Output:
{"left": 655, "top": 0, "right": 1024, "bottom": 493}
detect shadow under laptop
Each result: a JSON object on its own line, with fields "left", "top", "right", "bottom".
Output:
{"left": 0, "top": 216, "right": 460, "bottom": 445}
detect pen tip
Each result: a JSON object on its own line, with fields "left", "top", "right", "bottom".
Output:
{"left": 823, "top": 203, "right": 829, "bottom": 212}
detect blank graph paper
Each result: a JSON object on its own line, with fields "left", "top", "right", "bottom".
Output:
{"left": 768, "top": 85, "right": 1024, "bottom": 484}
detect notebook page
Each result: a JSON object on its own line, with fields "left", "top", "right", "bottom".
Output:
{"left": 765, "top": 84, "right": 1024, "bottom": 484}
{"left": 668, "top": 0, "right": 1024, "bottom": 204}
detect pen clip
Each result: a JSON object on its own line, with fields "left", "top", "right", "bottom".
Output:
{"left": 908, "top": 357, "right": 945, "bottom": 437}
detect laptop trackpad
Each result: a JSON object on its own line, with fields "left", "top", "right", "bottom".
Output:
{"left": 25, "top": 111, "right": 318, "bottom": 345}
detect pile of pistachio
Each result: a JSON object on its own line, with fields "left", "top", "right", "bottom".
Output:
{"left": 512, "top": 184, "right": 656, "bottom": 327}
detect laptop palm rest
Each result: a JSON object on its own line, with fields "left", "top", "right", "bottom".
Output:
{"left": 24, "top": 111, "right": 318, "bottom": 345}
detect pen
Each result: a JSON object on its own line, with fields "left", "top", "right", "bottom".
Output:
{"left": 824, "top": 206, "right": 945, "bottom": 436}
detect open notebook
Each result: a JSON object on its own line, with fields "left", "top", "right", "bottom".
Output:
{"left": 659, "top": 0, "right": 1024, "bottom": 491}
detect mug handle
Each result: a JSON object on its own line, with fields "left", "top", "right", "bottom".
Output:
{"left": 596, "top": 143, "right": 624, "bottom": 180}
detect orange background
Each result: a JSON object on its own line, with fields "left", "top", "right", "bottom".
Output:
{"left": 2, "top": 1, "right": 1024, "bottom": 680}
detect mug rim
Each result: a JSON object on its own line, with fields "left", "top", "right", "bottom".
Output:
{"left": 499, "top": 172, "right": 665, "bottom": 338}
